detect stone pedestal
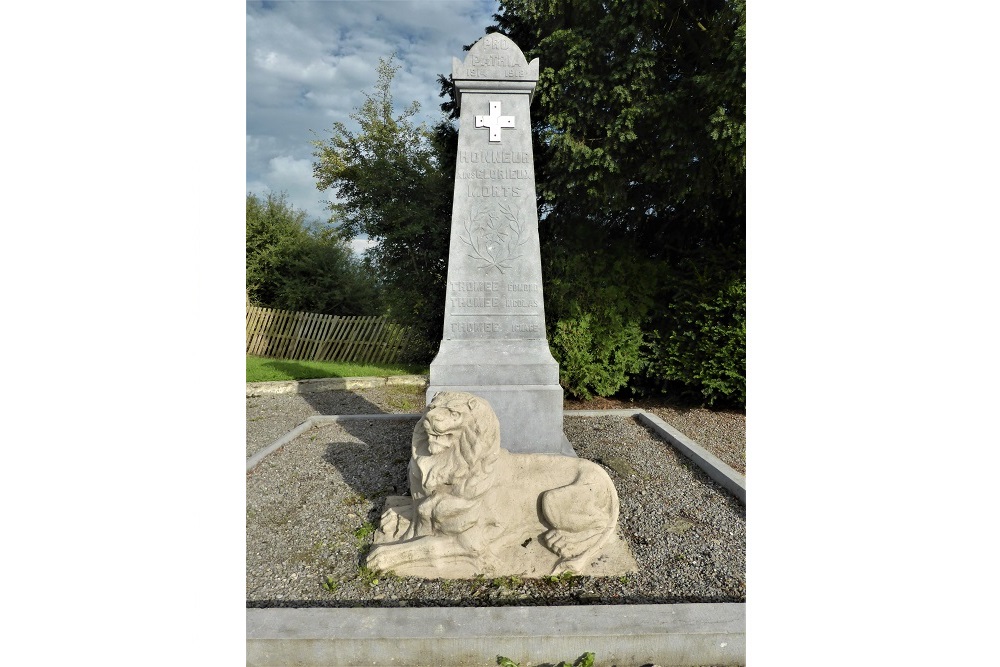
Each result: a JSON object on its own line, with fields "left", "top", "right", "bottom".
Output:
{"left": 427, "top": 33, "right": 572, "bottom": 456}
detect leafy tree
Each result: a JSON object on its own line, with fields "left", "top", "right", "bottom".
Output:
{"left": 246, "top": 190, "right": 305, "bottom": 307}
{"left": 493, "top": 0, "right": 745, "bottom": 251}
{"left": 312, "top": 56, "right": 454, "bottom": 362}
{"left": 545, "top": 230, "right": 657, "bottom": 399}
{"left": 486, "top": 0, "right": 746, "bottom": 406}
{"left": 246, "top": 191, "right": 381, "bottom": 316}
{"left": 645, "top": 245, "right": 746, "bottom": 406}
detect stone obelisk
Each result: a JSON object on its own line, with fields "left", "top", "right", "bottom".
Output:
{"left": 427, "top": 33, "right": 573, "bottom": 456}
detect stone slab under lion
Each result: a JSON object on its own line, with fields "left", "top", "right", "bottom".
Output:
{"left": 365, "top": 391, "right": 638, "bottom": 579}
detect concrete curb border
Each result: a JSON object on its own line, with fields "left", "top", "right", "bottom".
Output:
{"left": 246, "top": 405, "right": 746, "bottom": 666}
{"left": 247, "top": 375, "right": 429, "bottom": 397}
{"left": 636, "top": 412, "right": 746, "bottom": 505}
{"left": 247, "top": 603, "right": 745, "bottom": 667}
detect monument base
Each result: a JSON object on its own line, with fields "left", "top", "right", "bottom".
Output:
{"left": 428, "top": 339, "right": 573, "bottom": 456}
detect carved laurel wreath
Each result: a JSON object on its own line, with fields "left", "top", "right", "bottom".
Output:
{"left": 459, "top": 203, "right": 528, "bottom": 274}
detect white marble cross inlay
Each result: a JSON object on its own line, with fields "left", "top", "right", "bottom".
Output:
{"left": 475, "top": 101, "right": 515, "bottom": 142}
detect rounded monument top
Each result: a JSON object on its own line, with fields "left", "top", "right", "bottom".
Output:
{"left": 453, "top": 33, "right": 539, "bottom": 82}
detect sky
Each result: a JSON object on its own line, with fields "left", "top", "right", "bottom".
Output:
{"left": 247, "top": 0, "right": 501, "bottom": 253}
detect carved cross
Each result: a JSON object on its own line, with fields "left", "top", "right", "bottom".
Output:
{"left": 475, "top": 101, "right": 515, "bottom": 142}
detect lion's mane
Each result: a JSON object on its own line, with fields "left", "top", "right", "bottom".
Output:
{"left": 409, "top": 392, "right": 501, "bottom": 502}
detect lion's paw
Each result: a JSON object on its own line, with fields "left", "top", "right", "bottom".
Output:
{"left": 540, "top": 528, "right": 604, "bottom": 560}
{"left": 379, "top": 508, "right": 410, "bottom": 540}
{"left": 364, "top": 544, "right": 393, "bottom": 572}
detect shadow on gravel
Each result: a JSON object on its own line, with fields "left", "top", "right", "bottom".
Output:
{"left": 319, "top": 421, "right": 415, "bottom": 533}
{"left": 297, "top": 384, "right": 425, "bottom": 525}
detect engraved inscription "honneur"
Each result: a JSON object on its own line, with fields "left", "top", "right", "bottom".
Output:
{"left": 475, "top": 101, "right": 514, "bottom": 142}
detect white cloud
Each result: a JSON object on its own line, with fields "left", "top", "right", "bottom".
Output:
{"left": 349, "top": 236, "right": 378, "bottom": 257}
{"left": 246, "top": 154, "right": 332, "bottom": 224}
{"left": 252, "top": 48, "right": 338, "bottom": 84}
{"left": 247, "top": 0, "right": 501, "bottom": 243}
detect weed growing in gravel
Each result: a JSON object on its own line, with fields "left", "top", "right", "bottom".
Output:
{"left": 353, "top": 522, "right": 376, "bottom": 544}
{"left": 490, "top": 575, "right": 523, "bottom": 590}
{"left": 321, "top": 575, "right": 339, "bottom": 592}
{"left": 543, "top": 571, "right": 577, "bottom": 585}
{"left": 356, "top": 566, "right": 396, "bottom": 588}
{"left": 341, "top": 493, "right": 367, "bottom": 508}
{"left": 497, "top": 651, "right": 594, "bottom": 667}
{"left": 357, "top": 566, "right": 380, "bottom": 587}
{"left": 385, "top": 384, "right": 424, "bottom": 412}
{"left": 290, "top": 540, "right": 327, "bottom": 565}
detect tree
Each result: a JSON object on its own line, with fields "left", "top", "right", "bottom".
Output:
{"left": 245, "top": 191, "right": 381, "bottom": 316}
{"left": 492, "top": 0, "right": 744, "bottom": 249}
{"left": 486, "top": 0, "right": 746, "bottom": 406}
{"left": 312, "top": 56, "right": 454, "bottom": 362}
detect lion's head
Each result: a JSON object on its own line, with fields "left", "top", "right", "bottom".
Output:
{"left": 409, "top": 391, "right": 501, "bottom": 499}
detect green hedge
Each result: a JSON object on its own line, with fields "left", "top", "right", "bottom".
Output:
{"left": 642, "top": 260, "right": 746, "bottom": 408}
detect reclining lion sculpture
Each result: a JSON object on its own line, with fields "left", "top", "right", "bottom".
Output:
{"left": 365, "top": 391, "right": 637, "bottom": 578}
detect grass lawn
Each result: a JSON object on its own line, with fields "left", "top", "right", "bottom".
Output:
{"left": 247, "top": 356, "right": 428, "bottom": 383}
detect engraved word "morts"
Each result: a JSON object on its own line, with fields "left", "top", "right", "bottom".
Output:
{"left": 467, "top": 185, "right": 523, "bottom": 198}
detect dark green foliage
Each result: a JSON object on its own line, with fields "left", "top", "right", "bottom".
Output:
{"left": 245, "top": 191, "right": 381, "bottom": 316}
{"left": 552, "top": 314, "right": 643, "bottom": 400}
{"left": 544, "top": 232, "right": 655, "bottom": 400}
{"left": 494, "top": 0, "right": 745, "bottom": 245}
{"left": 643, "top": 251, "right": 746, "bottom": 407}
{"left": 312, "top": 56, "right": 453, "bottom": 362}
{"left": 491, "top": 0, "right": 745, "bottom": 406}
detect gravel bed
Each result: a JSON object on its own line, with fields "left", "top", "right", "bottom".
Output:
{"left": 642, "top": 406, "right": 745, "bottom": 475}
{"left": 246, "top": 385, "right": 425, "bottom": 458}
{"left": 247, "top": 409, "right": 745, "bottom": 608}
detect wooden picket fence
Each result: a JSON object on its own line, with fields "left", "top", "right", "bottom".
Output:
{"left": 246, "top": 306, "right": 411, "bottom": 365}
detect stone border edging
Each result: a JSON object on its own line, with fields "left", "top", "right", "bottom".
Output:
{"left": 247, "top": 602, "right": 745, "bottom": 667}
{"left": 247, "top": 375, "right": 429, "bottom": 397}
{"left": 635, "top": 412, "right": 746, "bottom": 504}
